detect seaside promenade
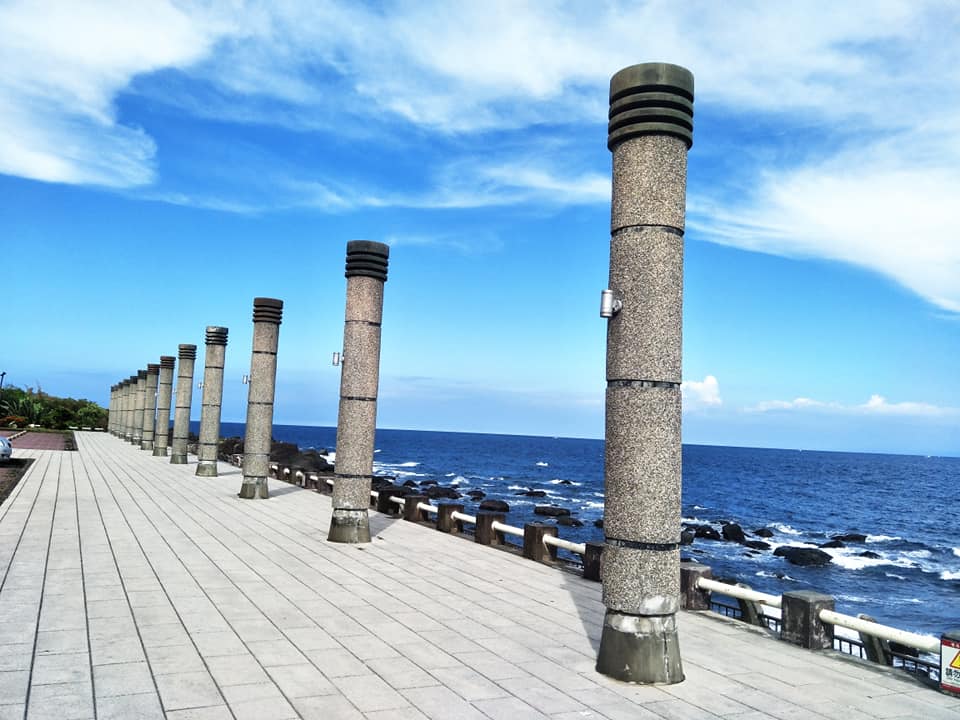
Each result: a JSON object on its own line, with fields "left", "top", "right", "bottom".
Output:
{"left": 1, "top": 433, "right": 957, "bottom": 719}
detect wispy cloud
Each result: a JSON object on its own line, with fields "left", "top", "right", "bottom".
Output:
{"left": 747, "top": 394, "right": 958, "bottom": 417}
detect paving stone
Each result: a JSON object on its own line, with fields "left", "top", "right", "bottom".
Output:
{"left": 93, "top": 661, "right": 155, "bottom": 696}
{"left": 95, "top": 692, "right": 164, "bottom": 720}
{"left": 155, "top": 671, "right": 223, "bottom": 710}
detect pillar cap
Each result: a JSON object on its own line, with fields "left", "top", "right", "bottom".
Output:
{"left": 608, "top": 62, "right": 694, "bottom": 150}
{"left": 205, "top": 326, "right": 229, "bottom": 345}
{"left": 345, "top": 240, "right": 389, "bottom": 282}
{"left": 178, "top": 343, "right": 197, "bottom": 359}
{"left": 252, "top": 297, "right": 283, "bottom": 325}
{"left": 160, "top": 356, "right": 176, "bottom": 368}
{"left": 146, "top": 364, "right": 160, "bottom": 374}
{"left": 137, "top": 370, "right": 148, "bottom": 379}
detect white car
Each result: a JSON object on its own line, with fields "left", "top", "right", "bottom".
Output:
{"left": 0, "top": 436, "right": 11, "bottom": 461}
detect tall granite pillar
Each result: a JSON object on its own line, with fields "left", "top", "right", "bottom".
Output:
{"left": 328, "top": 241, "right": 389, "bottom": 543}
{"left": 153, "top": 356, "right": 175, "bottom": 456}
{"left": 170, "top": 344, "right": 197, "bottom": 464}
{"left": 196, "top": 328, "right": 228, "bottom": 476}
{"left": 595, "top": 63, "right": 694, "bottom": 684}
{"left": 108, "top": 385, "right": 116, "bottom": 435}
{"left": 238, "top": 298, "right": 283, "bottom": 499}
{"left": 140, "top": 364, "right": 160, "bottom": 450}
{"left": 131, "top": 370, "right": 147, "bottom": 445}
{"left": 125, "top": 377, "right": 137, "bottom": 441}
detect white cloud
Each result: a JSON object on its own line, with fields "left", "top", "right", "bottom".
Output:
{"left": 682, "top": 375, "right": 722, "bottom": 409}
{"left": 748, "top": 394, "right": 958, "bottom": 417}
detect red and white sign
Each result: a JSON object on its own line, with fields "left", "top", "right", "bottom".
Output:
{"left": 942, "top": 636, "right": 960, "bottom": 695}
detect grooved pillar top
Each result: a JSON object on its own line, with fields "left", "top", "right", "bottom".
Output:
{"left": 252, "top": 297, "right": 283, "bottom": 324}
{"left": 160, "top": 356, "right": 176, "bottom": 369}
{"left": 608, "top": 63, "right": 694, "bottom": 151}
{"left": 147, "top": 364, "right": 160, "bottom": 375}
{"left": 137, "top": 370, "right": 147, "bottom": 380}
{"left": 205, "top": 327, "right": 228, "bottom": 345}
{"left": 178, "top": 344, "right": 197, "bottom": 359}
{"left": 345, "top": 240, "right": 389, "bottom": 282}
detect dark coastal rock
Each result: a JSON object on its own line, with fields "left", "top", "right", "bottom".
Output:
{"left": 593, "top": 519, "right": 604, "bottom": 529}
{"left": 689, "top": 524, "right": 721, "bottom": 541}
{"left": 479, "top": 499, "right": 509, "bottom": 512}
{"left": 268, "top": 441, "right": 300, "bottom": 464}
{"left": 743, "top": 540, "right": 771, "bottom": 550}
{"left": 557, "top": 479, "right": 574, "bottom": 485}
{"left": 859, "top": 550, "right": 882, "bottom": 559}
{"left": 774, "top": 546, "right": 832, "bottom": 567}
{"left": 467, "top": 490, "right": 486, "bottom": 500}
{"left": 819, "top": 540, "right": 845, "bottom": 549}
{"left": 402, "top": 480, "right": 418, "bottom": 488}
{"left": 425, "top": 486, "right": 460, "bottom": 500}
{"left": 753, "top": 528, "right": 775, "bottom": 538}
{"left": 832, "top": 533, "right": 867, "bottom": 543}
{"left": 420, "top": 479, "right": 438, "bottom": 487}
{"left": 557, "top": 517, "right": 584, "bottom": 527}
{"left": 516, "top": 490, "right": 547, "bottom": 497}
{"left": 721, "top": 523, "right": 747, "bottom": 544}
{"left": 680, "top": 529, "right": 695, "bottom": 545}
{"left": 297, "top": 449, "right": 333, "bottom": 472}
{"left": 534, "top": 505, "right": 571, "bottom": 517}
{"left": 375, "top": 483, "right": 415, "bottom": 498}
{"left": 219, "top": 436, "right": 245, "bottom": 460}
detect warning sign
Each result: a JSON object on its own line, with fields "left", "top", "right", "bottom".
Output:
{"left": 943, "top": 636, "right": 960, "bottom": 695}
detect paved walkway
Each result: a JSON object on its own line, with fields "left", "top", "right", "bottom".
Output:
{"left": 0, "top": 433, "right": 957, "bottom": 719}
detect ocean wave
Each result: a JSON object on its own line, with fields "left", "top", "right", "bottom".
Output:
{"left": 535, "top": 461, "right": 549, "bottom": 467}
{"left": 450, "top": 476, "right": 469, "bottom": 486}
{"left": 866, "top": 534, "right": 902, "bottom": 543}
{"left": 593, "top": 492, "right": 605, "bottom": 498}
{"left": 772, "top": 524, "right": 802, "bottom": 535}
{"left": 835, "top": 594, "right": 869, "bottom": 603}
{"left": 444, "top": 472, "right": 455, "bottom": 477}
{"left": 508, "top": 485, "right": 529, "bottom": 491}
{"left": 549, "top": 478, "right": 582, "bottom": 486}
{"left": 901, "top": 549, "right": 931, "bottom": 559}
{"left": 755, "top": 571, "right": 796, "bottom": 582}
{"left": 953, "top": 548, "right": 960, "bottom": 558}
{"left": 388, "top": 461, "right": 420, "bottom": 468}
{"left": 942, "top": 571, "right": 960, "bottom": 580}
{"left": 693, "top": 505, "right": 707, "bottom": 510}
{"left": 582, "top": 501, "right": 605, "bottom": 510}
{"left": 885, "top": 573, "right": 906, "bottom": 580}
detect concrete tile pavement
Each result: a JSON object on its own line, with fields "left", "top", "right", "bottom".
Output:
{"left": 0, "top": 433, "right": 957, "bottom": 719}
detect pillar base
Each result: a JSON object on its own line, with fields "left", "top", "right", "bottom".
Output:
{"left": 327, "top": 509, "right": 371, "bottom": 544}
{"left": 169, "top": 454, "right": 188, "bottom": 464}
{"left": 238, "top": 477, "right": 269, "bottom": 499}
{"left": 596, "top": 610, "right": 683, "bottom": 684}
{"left": 152, "top": 447, "right": 168, "bottom": 457}
{"left": 196, "top": 463, "right": 219, "bottom": 477}
{"left": 140, "top": 440, "right": 154, "bottom": 451}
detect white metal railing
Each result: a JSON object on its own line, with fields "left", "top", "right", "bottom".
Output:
{"left": 416, "top": 501, "right": 440, "bottom": 514}
{"left": 451, "top": 510, "right": 477, "bottom": 524}
{"left": 818, "top": 609, "right": 939, "bottom": 653}
{"left": 697, "top": 577, "right": 782, "bottom": 608}
{"left": 544, "top": 535, "right": 587, "bottom": 554}
{"left": 491, "top": 520, "right": 524, "bottom": 538}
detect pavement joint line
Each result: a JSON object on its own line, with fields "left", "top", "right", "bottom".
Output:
{"left": 23, "top": 451, "right": 63, "bottom": 718}
{"left": 71, "top": 451, "right": 99, "bottom": 719}
{"left": 0, "top": 452, "right": 52, "bottom": 592}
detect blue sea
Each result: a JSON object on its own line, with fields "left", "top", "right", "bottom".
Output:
{"left": 208, "top": 422, "right": 959, "bottom": 638}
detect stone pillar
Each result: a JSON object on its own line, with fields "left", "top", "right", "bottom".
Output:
{"left": 196, "top": 327, "right": 228, "bottom": 477}
{"left": 108, "top": 385, "right": 116, "bottom": 435}
{"left": 170, "top": 344, "right": 197, "bottom": 464}
{"left": 238, "top": 298, "right": 283, "bottom": 499}
{"left": 131, "top": 370, "right": 147, "bottom": 445}
{"left": 596, "top": 63, "right": 694, "bottom": 684}
{"left": 140, "top": 364, "right": 160, "bottom": 450}
{"left": 121, "top": 378, "right": 133, "bottom": 441}
{"left": 781, "top": 591, "right": 834, "bottom": 649}
{"left": 153, "top": 356, "right": 175, "bottom": 456}
{"left": 328, "top": 241, "right": 389, "bottom": 544}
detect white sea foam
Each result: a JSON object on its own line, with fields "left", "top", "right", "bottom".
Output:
{"left": 582, "top": 501, "right": 605, "bottom": 510}
{"left": 901, "top": 549, "right": 931, "bottom": 559}
{"left": 450, "top": 476, "right": 469, "bottom": 486}
{"left": 866, "top": 534, "right": 902, "bottom": 543}
{"left": 942, "top": 570, "right": 960, "bottom": 580}
{"left": 535, "top": 461, "right": 549, "bottom": 467}
{"left": 508, "top": 485, "right": 528, "bottom": 491}
{"left": 327, "top": 451, "right": 336, "bottom": 463}
{"left": 374, "top": 449, "right": 381, "bottom": 453}
{"left": 549, "top": 478, "right": 582, "bottom": 486}
{"left": 755, "top": 571, "right": 796, "bottom": 581}
{"left": 836, "top": 594, "right": 869, "bottom": 603}
{"left": 593, "top": 492, "right": 605, "bottom": 498}
{"left": 885, "top": 572, "right": 907, "bottom": 580}
{"left": 772, "top": 524, "right": 802, "bottom": 535}
{"left": 693, "top": 505, "right": 707, "bottom": 510}
{"left": 953, "top": 548, "right": 960, "bottom": 558}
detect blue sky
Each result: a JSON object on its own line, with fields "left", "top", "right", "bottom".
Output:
{"left": 2, "top": 1, "right": 958, "bottom": 456}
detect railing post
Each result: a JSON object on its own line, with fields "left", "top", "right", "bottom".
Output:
{"left": 436, "top": 504, "right": 464, "bottom": 534}
{"left": 402, "top": 495, "right": 427, "bottom": 523}
{"left": 858, "top": 614, "right": 892, "bottom": 665}
{"left": 781, "top": 590, "right": 834, "bottom": 649}
{"left": 475, "top": 513, "right": 505, "bottom": 545}
{"left": 583, "top": 541, "right": 603, "bottom": 581}
{"left": 679, "top": 563, "right": 712, "bottom": 610}
{"left": 376, "top": 489, "right": 400, "bottom": 515}
{"left": 523, "top": 523, "right": 557, "bottom": 564}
